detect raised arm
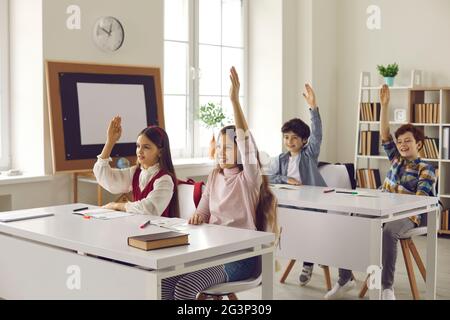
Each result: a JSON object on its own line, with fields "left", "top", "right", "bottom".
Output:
{"left": 303, "top": 84, "right": 323, "bottom": 158}
{"left": 100, "top": 116, "right": 122, "bottom": 159}
{"left": 93, "top": 116, "right": 133, "bottom": 195}
{"left": 229, "top": 67, "right": 248, "bottom": 132}
{"left": 380, "top": 85, "right": 391, "bottom": 142}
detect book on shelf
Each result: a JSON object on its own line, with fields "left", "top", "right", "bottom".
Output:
{"left": 419, "top": 138, "right": 439, "bottom": 159}
{"left": 357, "top": 169, "right": 382, "bottom": 189}
{"left": 442, "top": 210, "right": 449, "bottom": 231}
{"left": 127, "top": 231, "right": 189, "bottom": 251}
{"left": 360, "top": 102, "right": 381, "bottom": 121}
{"left": 443, "top": 127, "right": 450, "bottom": 160}
{"left": 413, "top": 103, "right": 440, "bottom": 124}
{"left": 358, "top": 131, "right": 380, "bottom": 156}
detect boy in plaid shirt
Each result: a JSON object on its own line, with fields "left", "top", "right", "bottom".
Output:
{"left": 326, "top": 85, "right": 436, "bottom": 300}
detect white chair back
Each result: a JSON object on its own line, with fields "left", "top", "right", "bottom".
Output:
{"left": 177, "top": 184, "right": 198, "bottom": 219}
{"left": 319, "top": 164, "right": 353, "bottom": 189}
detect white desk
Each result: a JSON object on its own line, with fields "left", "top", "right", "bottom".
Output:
{"left": 272, "top": 186, "right": 439, "bottom": 300}
{"left": 0, "top": 204, "right": 274, "bottom": 300}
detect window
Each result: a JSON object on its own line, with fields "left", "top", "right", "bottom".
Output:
{"left": 0, "top": 0, "right": 10, "bottom": 170}
{"left": 164, "top": 0, "right": 246, "bottom": 159}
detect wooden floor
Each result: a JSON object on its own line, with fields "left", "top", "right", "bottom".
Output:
{"left": 238, "top": 236, "right": 450, "bottom": 300}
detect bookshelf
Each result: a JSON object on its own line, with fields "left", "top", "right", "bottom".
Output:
{"left": 354, "top": 70, "right": 450, "bottom": 235}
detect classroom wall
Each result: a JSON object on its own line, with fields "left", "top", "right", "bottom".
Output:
{"left": 1, "top": 0, "right": 166, "bottom": 210}
{"left": 336, "top": 0, "right": 450, "bottom": 163}
{"left": 247, "top": 0, "right": 283, "bottom": 157}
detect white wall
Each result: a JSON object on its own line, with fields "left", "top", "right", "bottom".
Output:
{"left": 336, "top": 0, "right": 450, "bottom": 162}
{"left": 247, "top": 0, "right": 283, "bottom": 157}
{"left": 1, "top": 0, "right": 166, "bottom": 210}
{"left": 255, "top": 0, "right": 338, "bottom": 163}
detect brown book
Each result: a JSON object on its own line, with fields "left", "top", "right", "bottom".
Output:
{"left": 128, "top": 231, "right": 189, "bottom": 251}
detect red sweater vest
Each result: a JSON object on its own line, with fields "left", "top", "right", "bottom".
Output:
{"left": 132, "top": 168, "right": 174, "bottom": 217}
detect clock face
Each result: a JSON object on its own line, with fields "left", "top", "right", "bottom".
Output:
{"left": 93, "top": 16, "right": 124, "bottom": 52}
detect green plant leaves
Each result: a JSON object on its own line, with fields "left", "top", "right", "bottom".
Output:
{"left": 198, "top": 102, "right": 229, "bottom": 129}
{"left": 377, "top": 63, "right": 399, "bottom": 77}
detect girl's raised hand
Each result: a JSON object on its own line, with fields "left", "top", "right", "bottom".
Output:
{"left": 380, "top": 84, "right": 390, "bottom": 107}
{"left": 302, "top": 84, "right": 317, "bottom": 109}
{"left": 229, "top": 66, "right": 240, "bottom": 103}
{"left": 107, "top": 116, "right": 122, "bottom": 145}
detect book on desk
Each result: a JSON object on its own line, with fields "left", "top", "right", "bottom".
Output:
{"left": 128, "top": 231, "right": 189, "bottom": 251}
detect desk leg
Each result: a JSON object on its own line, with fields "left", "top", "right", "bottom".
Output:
{"left": 73, "top": 173, "right": 78, "bottom": 203}
{"left": 368, "top": 220, "right": 382, "bottom": 300}
{"left": 426, "top": 207, "right": 438, "bottom": 300}
{"left": 261, "top": 251, "right": 274, "bottom": 300}
{"left": 97, "top": 185, "right": 103, "bottom": 206}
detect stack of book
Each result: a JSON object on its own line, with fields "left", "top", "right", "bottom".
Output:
{"left": 358, "top": 131, "right": 380, "bottom": 156}
{"left": 414, "top": 103, "right": 440, "bottom": 123}
{"left": 418, "top": 138, "right": 440, "bottom": 159}
{"left": 360, "top": 102, "right": 381, "bottom": 121}
{"left": 357, "top": 169, "right": 382, "bottom": 189}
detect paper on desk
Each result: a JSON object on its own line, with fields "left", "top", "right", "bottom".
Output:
{"left": 77, "top": 208, "right": 135, "bottom": 220}
{"left": 150, "top": 218, "right": 189, "bottom": 230}
{"left": 269, "top": 184, "right": 302, "bottom": 190}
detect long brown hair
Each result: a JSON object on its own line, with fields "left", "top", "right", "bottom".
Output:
{"left": 139, "top": 126, "right": 179, "bottom": 218}
{"left": 215, "top": 125, "right": 278, "bottom": 234}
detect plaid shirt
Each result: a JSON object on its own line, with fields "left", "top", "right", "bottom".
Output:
{"left": 382, "top": 136, "right": 436, "bottom": 225}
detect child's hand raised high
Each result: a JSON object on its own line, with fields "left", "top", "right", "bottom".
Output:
{"left": 107, "top": 116, "right": 122, "bottom": 145}
{"left": 302, "top": 84, "right": 318, "bottom": 110}
{"left": 380, "top": 84, "right": 390, "bottom": 108}
{"left": 229, "top": 66, "right": 240, "bottom": 103}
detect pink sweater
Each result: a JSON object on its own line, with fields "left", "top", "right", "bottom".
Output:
{"left": 195, "top": 133, "right": 262, "bottom": 230}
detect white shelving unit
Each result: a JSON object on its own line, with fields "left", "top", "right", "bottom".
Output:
{"left": 354, "top": 70, "right": 450, "bottom": 235}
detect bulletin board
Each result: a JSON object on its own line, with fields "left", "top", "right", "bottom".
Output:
{"left": 45, "top": 61, "right": 165, "bottom": 173}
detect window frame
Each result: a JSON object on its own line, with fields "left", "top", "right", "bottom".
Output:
{"left": 164, "top": 0, "right": 248, "bottom": 160}
{"left": 0, "top": 0, "right": 10, "bottom": 170}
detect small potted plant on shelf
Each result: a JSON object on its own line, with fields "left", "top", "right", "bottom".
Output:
{"left": 377, "top": 63, "right": 399, "bottom": 87}
{"left": 198, "top": 102, "right": 230, "bottom": 159}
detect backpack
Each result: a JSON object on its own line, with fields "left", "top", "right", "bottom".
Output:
{"left": 177, "top": 178, "right": 205, "bottom": 208}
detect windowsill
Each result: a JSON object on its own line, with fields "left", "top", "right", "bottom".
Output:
{"left": 173, "top": 157, "right": 215, "bottom": 169}
{"left": 0, "top": 173, "right": 53, "bottom": 186}
{"left": 0, "top": 159, "right": 215, "bottom": 186}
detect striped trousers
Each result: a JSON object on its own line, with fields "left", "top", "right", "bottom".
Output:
{"left": 161, "top": 265, "right": 227, "bottom": 300}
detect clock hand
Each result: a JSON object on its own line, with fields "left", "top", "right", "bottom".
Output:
{"left": 108, "top": 23, "right": 113, "bottom": 34}
{"left": 100, "top": 26, "right": 111, "bottom": 36}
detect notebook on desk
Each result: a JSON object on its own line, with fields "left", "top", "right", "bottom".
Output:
{"left": 0, "top": 211, "right": 55, "bottom": 222}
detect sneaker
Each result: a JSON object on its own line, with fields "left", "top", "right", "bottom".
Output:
{"left": 324, "top": 280, "right": 356, "bottom": 300}
{"left": 382, "top": 288, "right": 396, "bottom": 300}
{"left": 299, "top": 265, "right": 314, "bottom": 286}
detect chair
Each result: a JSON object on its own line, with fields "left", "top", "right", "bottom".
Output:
{"left": 197, "top": 274, "right": 262, "bottom": 300}
{"left": 359, "top": 202, "right": 442, "bottom": 300}
{"left": 177, "top": 179, "right": 204, "bottom": 219}
{"left": 279, "top": 163, "right": 356, "bottom": 290}
{"left": 177, "top": 181, "right": 264, "bottom": 300}
{"left": 358, "top": 227, "right": 428, "bottom": 300}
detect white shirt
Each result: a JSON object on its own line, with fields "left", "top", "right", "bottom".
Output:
{"left": 287, "top": 154, "right": 302, "bottom": 184}
{"left": 93, "top": 156, "right": 174, "bottom": 216}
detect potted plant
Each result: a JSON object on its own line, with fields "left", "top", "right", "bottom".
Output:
{"left": 198, "top": 102, "right": 230, "bottom": 159}
{"left": 377, "top": 63, "right": 399, "bottom": 87}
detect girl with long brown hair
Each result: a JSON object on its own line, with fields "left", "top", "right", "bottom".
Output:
{"left": 161, "top": 67, "right": 277, "bottom": 300}
{"left": 93, "top": 120, "right": 179, "bottom": 218}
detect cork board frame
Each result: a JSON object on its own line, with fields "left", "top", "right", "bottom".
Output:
{"left": 45, "top": 61, "right": 164, "bottom": 173}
